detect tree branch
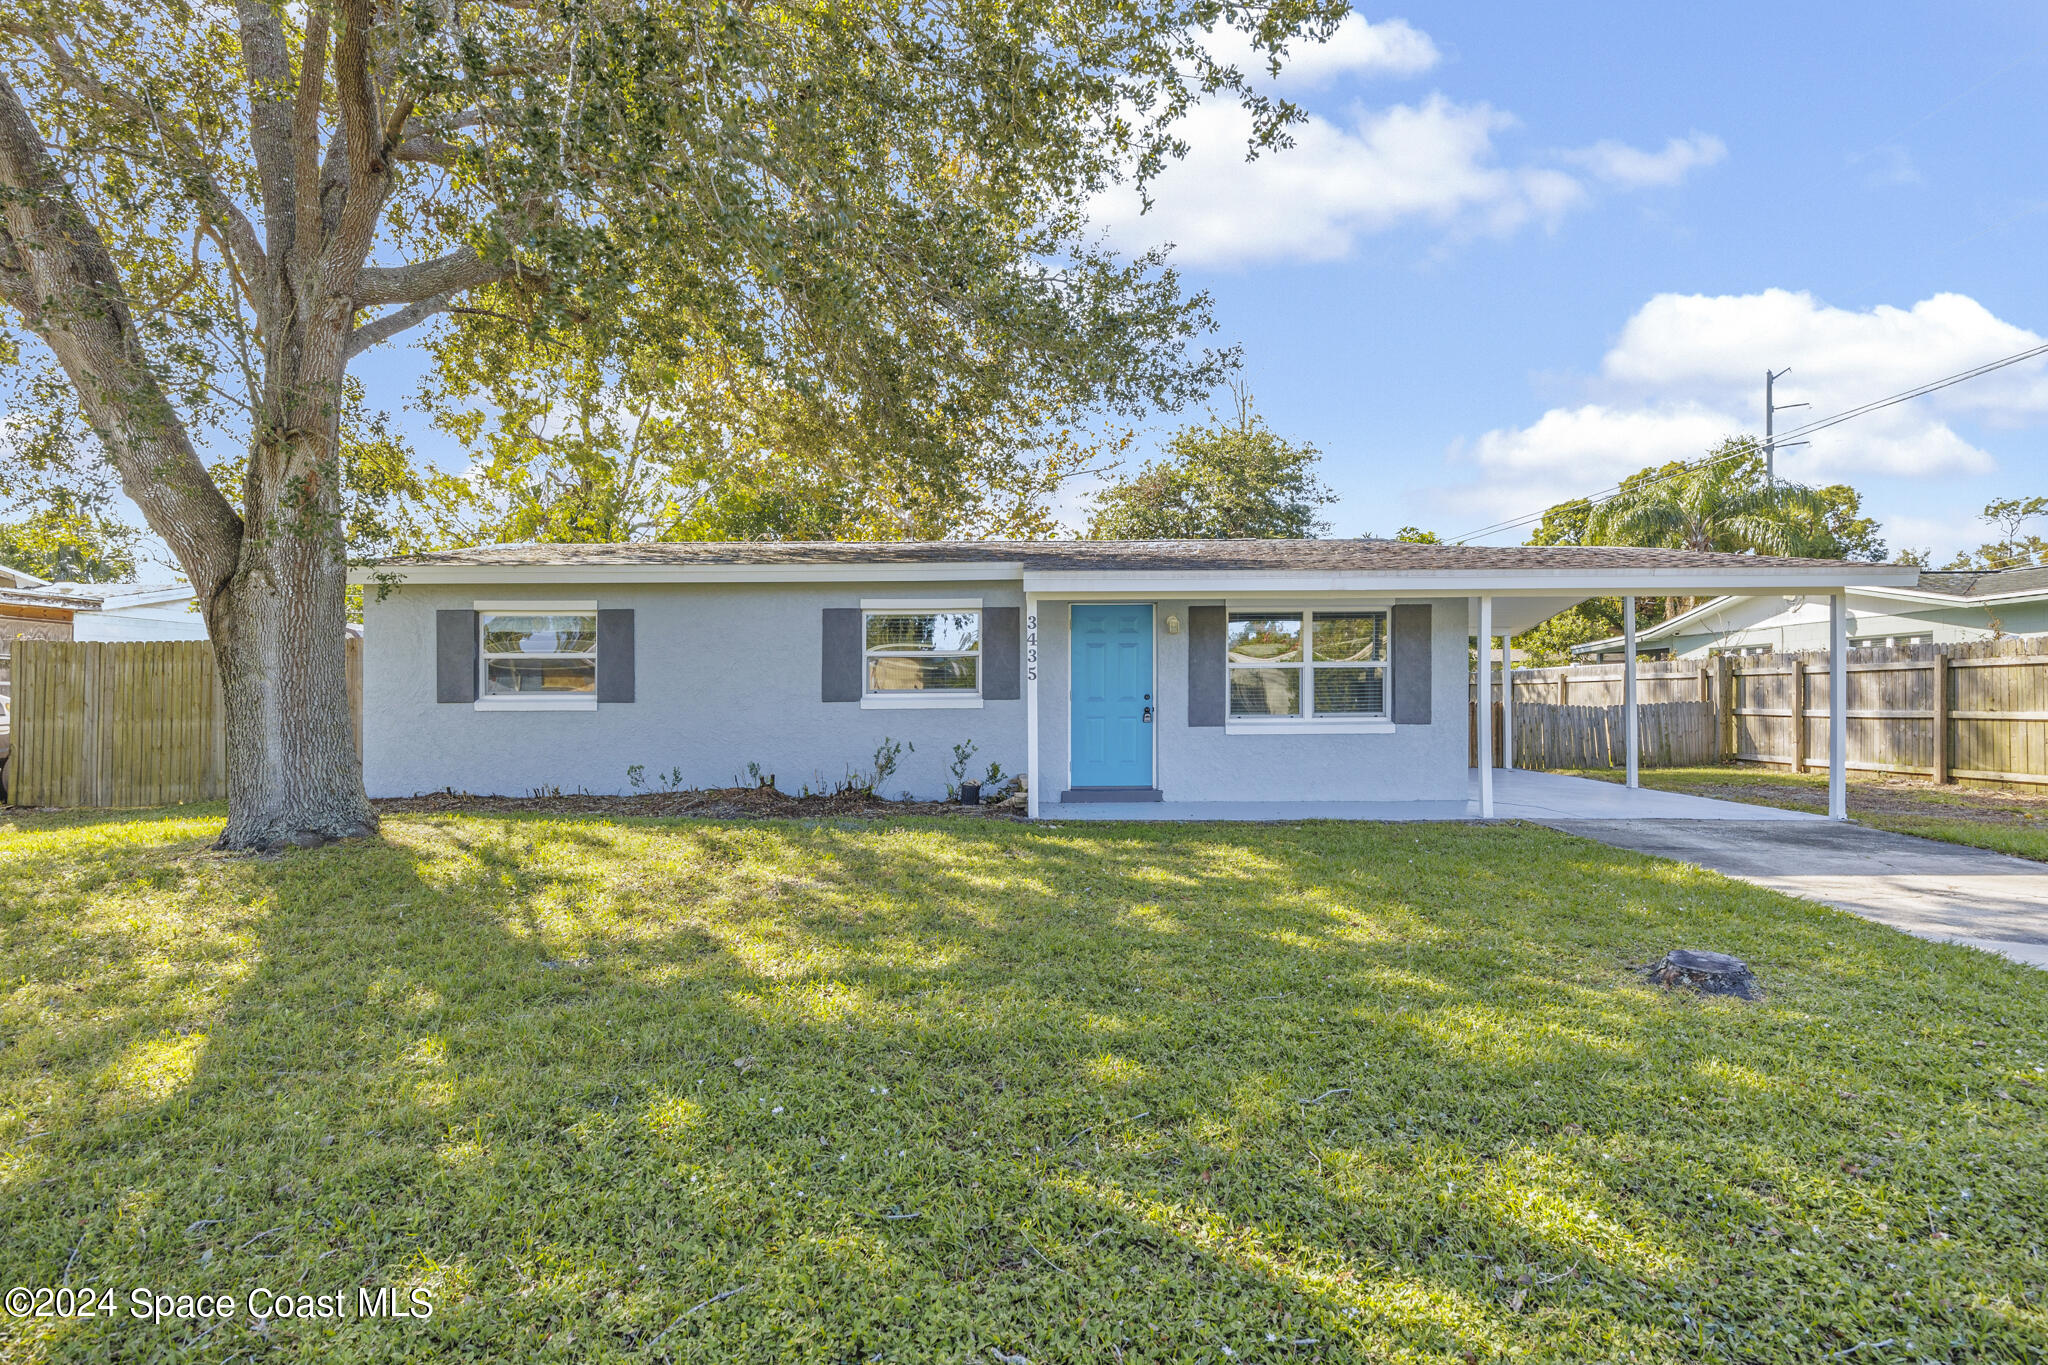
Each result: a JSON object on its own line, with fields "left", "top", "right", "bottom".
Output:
{"left": 16, "top": 29, "right": 272, "bottom": 285}
{"left": 234, "top": 0, "right": 299, "bottom": 259}
{"left": 344, "top": 288, "right": 462, "bottom": 359}
{"left": 0, "top": 73, "right": 243, "bottom": 604}
{"left": 354, "top": 247, "right": 511, "bottom": 306}
{"left": 291, "top": 3, "right": 330, "bottom": 286}
{"left": 325, "top": 0, "right": 387, "bottom": 284}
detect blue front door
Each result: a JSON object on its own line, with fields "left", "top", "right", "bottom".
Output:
{"left": 1070, "top": 604, "right": 1154, "bottom": 788}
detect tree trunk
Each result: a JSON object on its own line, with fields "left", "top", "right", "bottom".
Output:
{"left": 208, "top": 511, "right": 375, "bottom": 850}
{"left": 203, "top": 291, "right": 379, "bottom": 850}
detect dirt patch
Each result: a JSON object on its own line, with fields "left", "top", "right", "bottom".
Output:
{"left": 371, "top": 785, "right": 1027, "bottom": 822}
{"left": 1673, "top": 773, "right": 2048, "bottom": 829}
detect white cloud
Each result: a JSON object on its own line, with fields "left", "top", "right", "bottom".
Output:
{"left": 1598, "top": 290, "right": 2048, "bottom": 428}
{"left": 1096, "top": 16, "right": 1724, "bottom": 268}
{"left": 1438, "top": 289, "right": 2047, "bottom": 532}
{"left": 1850, "top": 143, "right": 1921, "bottom": 188}
{"left": 1228, "top": 14, "right": 1441, "bottom": 87}
{"left": 1561, "top": 133, "right": 1727, "bottom": 189}
{"left": 1096, "top": 96, "right": 1596, "bottom": 266}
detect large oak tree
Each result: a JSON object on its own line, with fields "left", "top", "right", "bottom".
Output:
{"left": 0, "top": 0, "right": 1341, "bottom": 848}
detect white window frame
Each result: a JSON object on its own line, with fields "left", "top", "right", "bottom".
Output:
{"left": 859, "top": 598, "right": 985, "bottom": 709}
{"left": 1224, "top": 604, "right": 1394, "bottom": 735}
{"left": 473, "top": 600, "right": 600, "bottom": 711}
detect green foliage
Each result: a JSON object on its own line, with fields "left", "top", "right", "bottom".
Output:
{"left": 1086, "top": 391, "right": 1335, "bottom": 539}
{"left": 3, "top": 0, "right": 1354, "bottom": 563}
{"left": 1586, "top": 440, "right": 1886, "bottom": 561}
{"left": 0, "top": 363, "right": 140, "bottom": 581}
{"left": 1943, "top": 497, "right": 2048, "bottom": 571}
{"left": 419, "top": 317, "right": 1099, "bottom": 544}
{"left": 3, "top": 810, "right": 2045, "bottom": 1361}
{"left": 1513, "top": 442, "right": 1890, "bottom": 662}
{"left": 0, "top": 507, "right": 136, "bottom": 583}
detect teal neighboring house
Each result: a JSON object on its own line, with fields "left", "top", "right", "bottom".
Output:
{"left": 1572, "top": 566, "right": 2048, "bottom": 660}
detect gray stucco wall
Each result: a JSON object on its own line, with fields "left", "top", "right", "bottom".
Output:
{"left": 362, "top": 580, "right": 1026, "bottom": 799}
{"left": 1032, "top": 597, "right": 1471, "bottom": 803}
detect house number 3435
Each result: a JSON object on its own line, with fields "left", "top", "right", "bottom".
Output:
{"left": 1025, "top": 613, "right": 1038, "bottom": 682}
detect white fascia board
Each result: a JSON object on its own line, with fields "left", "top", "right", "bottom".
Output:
{"left": 1020, "top": 565, "right": 1921, "bottom": 598}
{"left": 348, "top": 561, "right": 1026, "bottom": 587}
{"left": 1843, "top": 583, "right": 2048, "bottom": 609}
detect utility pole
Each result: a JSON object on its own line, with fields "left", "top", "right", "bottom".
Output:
{"left": 1764, "top": 367, "right": 1809, "bottom": 496}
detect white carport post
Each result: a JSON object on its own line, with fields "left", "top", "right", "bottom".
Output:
{"left": 1500, "top": 632, "right": 1514, "bottom": 771}
{"left": 1829, "top": 590, "right": 1848, "bottom": 820}
{"left": 1476, "top": 595, "right": 1495, "bottom": 817}
{"left": 1623, "top": 595, "right": 1640, "bottom": 789}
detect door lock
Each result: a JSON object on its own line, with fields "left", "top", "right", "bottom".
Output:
{"left": 1142, "top": 705, "right": 1154, "bottom": 723}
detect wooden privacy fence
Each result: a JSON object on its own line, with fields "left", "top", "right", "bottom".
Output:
{"left": 1725, "top": 636, "right": 2048, "bottom": 785}
{"left": 6, "top": 638, "right": 362, "bottom": 808}
{"left": 1469, "top": 696, "right": 1716, "bottom": 770}
{"left": 1472, "top": 659, "right": 1719, "bottom": 771}
{"left": 1476, "top": 634, "right": 2048, "bottom": 786}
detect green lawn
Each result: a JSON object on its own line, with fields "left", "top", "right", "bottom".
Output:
{"left": 2, "top": 809, "right": 2045, "bottom": 1363}
{"left": 1562, "top": 765, "right": 2048, "bottom": 862}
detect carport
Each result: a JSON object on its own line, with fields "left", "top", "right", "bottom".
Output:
{"left": 1470, "top": 563, "right": 1917, "bottom": 822}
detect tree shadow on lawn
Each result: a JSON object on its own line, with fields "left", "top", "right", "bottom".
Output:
{"left": 2, "top": 811, "right": 2044, "bottom": 1363}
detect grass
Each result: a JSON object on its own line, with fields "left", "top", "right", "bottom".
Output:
{"left": 2, "top": 808, "right": 2045, "bottom": 1363}
{"left": 1563, "top": 765, "right": 2048, "bottom": 862}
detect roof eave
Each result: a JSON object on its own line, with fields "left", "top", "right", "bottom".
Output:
{"left": 350, "top": 559, "right": 1921, "bottom": 594}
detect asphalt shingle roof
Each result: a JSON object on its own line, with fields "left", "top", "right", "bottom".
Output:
{"left": 378, "top": 538, "right": 1887, "bottom": 574}
{"left": 1913, "top": 566, "right": 2048, "bottom": 599}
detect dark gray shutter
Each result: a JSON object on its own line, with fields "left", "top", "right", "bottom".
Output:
{"left": 1391, "top": 603, "right": 1432, "bottom": 725}
{"left": 1187, "top": 605, "right": 1226, "bottom": 727}
{"left": 436, "top": 609, "right": 478, "bottom": 703}
{"left": 982, "top": 606, "right": 1021, "bottom": 700}
{"left": 597, "top": 609, "right": 635, "bottom": 702}
{"left": 821, "top": 607, "right": 862, "bottom": 702}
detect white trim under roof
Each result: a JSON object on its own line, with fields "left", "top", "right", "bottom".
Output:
{"left": 353, "top": 560, "right": 1921, "bottom": 596}
{"left": 352, "top": 562, "right": 1024, "bottom": 586}
{"left": 1023, "top": 566, "right": 1919, "bottom": 597}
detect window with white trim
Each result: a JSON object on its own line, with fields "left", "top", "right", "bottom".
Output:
{"left": 480, "top": 609, "right": 597, "bottom": 698}
{"left": 1227, "top": 609, "right": 1388, "bottom": 719}
{"left": 864, "top": 609, "right": 981, "bottom": 695}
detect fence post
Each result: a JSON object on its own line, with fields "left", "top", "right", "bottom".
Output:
{"left": 1932, "top": 650, "right": 1952, "bottom": 785}
{"left": 1716, "top": 655, "right": 1734, "bottom": 762}
{"left": 1791, "top": 661, "right": 1808, "bottom": 774}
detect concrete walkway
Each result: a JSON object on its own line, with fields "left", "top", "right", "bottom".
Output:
{"left": 1041, "top": 769, "right": 1825, "bottom": 823}
{"left": 1548, "top": 819, "right": 2048, "bottom": 969}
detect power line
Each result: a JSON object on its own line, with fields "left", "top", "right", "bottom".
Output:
{"left": 1449, "top": 339, "right": 2048, "bottom": 545}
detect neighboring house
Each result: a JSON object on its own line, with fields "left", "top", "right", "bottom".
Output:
{"left": 354, "top": 540, "right": 1912, "bottom": 815}
{"left": 0, "top": 582, "right": 92, "bottom": 694}
{"left": 1571, "top": 566, "right": 2048, "bottom": 661}
{"left": 24, "top": 580, "right": 210, "bottom": 642}
{"left": 0, "top": 569, "right": 208, "bottom": 694}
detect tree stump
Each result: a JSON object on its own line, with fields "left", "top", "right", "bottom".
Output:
{"left": 1638, "top": 949, "right": 1761, "bottom": 1001}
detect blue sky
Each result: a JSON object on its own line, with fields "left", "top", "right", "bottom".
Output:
{"left": 351, "top": 2, "right": 2048, "bottom": 561}
{"left": 1072, "top": 0, "right": 2048, "bottom": 558}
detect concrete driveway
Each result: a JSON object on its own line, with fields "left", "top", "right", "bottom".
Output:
{"left": 1547, "top": 819, "right": 2048, "bottom": 969}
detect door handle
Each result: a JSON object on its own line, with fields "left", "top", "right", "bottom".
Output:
{"left": 1142, "top": 705, "right": 1153, "bottom": 723}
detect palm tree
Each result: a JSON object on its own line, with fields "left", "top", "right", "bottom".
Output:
{"left": 1586, "top": 440, "right": 1849, "bottom": 614}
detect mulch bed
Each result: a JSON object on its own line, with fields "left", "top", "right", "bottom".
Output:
{"left": 371, "top": 785, "right": 1028, "bottom": 821}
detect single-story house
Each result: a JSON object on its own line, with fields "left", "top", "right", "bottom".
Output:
{"left": 354, "top": 540, "right": 1916, "bottom": 819}
{"left": 1570, "top": 566, "right": 2048, "bottom": 661}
